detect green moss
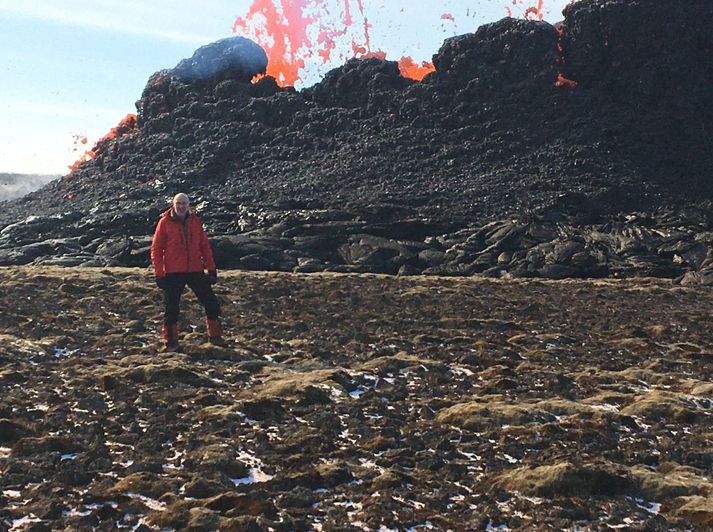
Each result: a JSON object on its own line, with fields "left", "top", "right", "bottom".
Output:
{"left": 437, "top": 400, "right": 556, "bottom": 431}
{"left": 630, "top": 464, "right": 712, "bottom": 500}
{"left": 621, "top": 391, "right": 698, "bottom": 422}
{"left": 496, "top": 461, "right": 630, "bottom": 497}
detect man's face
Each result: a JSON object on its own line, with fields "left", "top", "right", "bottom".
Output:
{"left": 173, "top": 195, "right": 190, "bottom": 218}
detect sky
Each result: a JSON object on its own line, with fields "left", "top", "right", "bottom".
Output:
{"left": 0, "top": 0, "right": 571, "bottom": 175}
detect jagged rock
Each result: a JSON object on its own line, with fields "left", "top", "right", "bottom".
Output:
{"left": 0, "top": 0, "right": 712, "bottom": 283}
{"left": 432, "top": 18, "right": 559, "bottom": 91}
{"left": 307, "top": 57, "right": 411, "bottom": 109}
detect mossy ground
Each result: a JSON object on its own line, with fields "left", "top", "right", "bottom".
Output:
{"left": 1, "top": 267, "right": 712, "bottom": 530}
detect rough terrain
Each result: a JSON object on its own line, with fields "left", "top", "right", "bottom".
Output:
{"left": 1, "top": 0, "right": 712, "bottom": 282}
{"left": 1, "top": 267, "right": 712, "bottom": 530}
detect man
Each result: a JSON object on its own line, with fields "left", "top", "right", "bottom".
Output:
{"left": 151, "top": 193, "right": 224, "bottom": 349}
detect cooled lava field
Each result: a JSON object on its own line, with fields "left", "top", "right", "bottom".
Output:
{"left": 1, "top": 0, "right": 712, "bottom": 282}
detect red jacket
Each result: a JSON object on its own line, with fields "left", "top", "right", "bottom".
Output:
{"left": 151, "top": 208, "right": 216, "bottom": 277}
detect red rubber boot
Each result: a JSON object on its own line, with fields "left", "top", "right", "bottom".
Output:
{"left": 162, "top": 323, "right": 180, "bottom": 351}
{"left": 206, "top": 319, "right": 225, "bottom": 346}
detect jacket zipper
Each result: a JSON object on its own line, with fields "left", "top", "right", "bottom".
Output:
{"left": 183, "top": 217, "right": 190, "bottom": 272}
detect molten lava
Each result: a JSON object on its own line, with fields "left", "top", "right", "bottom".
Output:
{"left": 506, "top": 1, "right": 546, "bottom": 20}
{"left": 232, "top": 1, "right": 562, "bottom": 86}
{"left": 232, "top": 0, "right": 435, "bottom": 85}
{"left": 69, "top": 114, "right": 137, "bottom": 173}
{"left": 524, "top": 1, "right": 545, "bottom": 21}
{"left": 555, "top": 73, "right": 578, "bottom": 89}
{"left": 554, "top": 25, "right": 577, "bottom": 89}
{"left": 397, "top": 56, "right": 436, "bottom": 81}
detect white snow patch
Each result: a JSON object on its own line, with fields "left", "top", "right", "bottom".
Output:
{"left": 231, "top": 468, "right": 274, "bottom": 485}
{"left": 10, "top": 515, "right": 43, "bottom": 531}
{"left": 127, "top": 492, "right": 165, "bottom": 511}
{"left": 635, "top": 498, "right": 661, "bottom": 514}
{"left": 589, "top": 403, "right": 620, "bottom": 412}
{"left": 53, "top": 347, "right": 78, "bottom": 357}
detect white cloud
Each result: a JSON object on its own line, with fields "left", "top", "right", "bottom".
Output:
{"left": 0, "top": 0, "right": 233, "bottom": 45}
{"left": 1, "top": 99, "right": 129, "bottom": 120}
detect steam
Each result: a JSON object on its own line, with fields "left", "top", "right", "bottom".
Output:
{"left": 0, "top": 173, "right": 59, "bottom": 202}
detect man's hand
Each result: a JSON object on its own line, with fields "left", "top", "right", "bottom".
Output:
{"left": 155, "top": 276, "right": 171, "bottom": 290}
{"left": 207, "top": 270, "right": 218, "bottom": 285}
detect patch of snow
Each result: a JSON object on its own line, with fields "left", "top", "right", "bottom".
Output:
{"left": 126, "top": 493, "right": 165, "bottom": 512}
{"left": 589, "top": 403, "right": 620, "bottom": 412}
{"left": 62, "top": 508, "right": 91, "bottom": 517}
{"left": 10, "top": 515, "right": 43, "bottom": 531}
{"left": 231, "top": 467, "right": 274, "bottom": 485}
{"left": 237, "top": 412, "right": 259, "bottom": 425}
{"left": 53, "top": 347, "right": 78, "bottom": 357}
{"left": 106, "top": 441, "right": 135, "bottom": 449}
{"left": 459, "top": 451, "right": 482, "bottom": 461}
{"left": 61, "top": 453, "right": 79, "bottom": 461}
{"left": 521, "top": 495, "right": 545, "bottom": 505}
{"left": 635, "top": 498, "right": 661, "bottom": 514}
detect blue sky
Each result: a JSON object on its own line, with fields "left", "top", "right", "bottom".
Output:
{"left": 0, "top": 1, "right": 570, "bottom": 175}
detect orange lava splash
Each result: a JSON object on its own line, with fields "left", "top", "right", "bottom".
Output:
{"left": 555, "top": 72, "right": 578, "bottom": 89}
{"left": 506, "top": 1, "right": 545, "bottom": 20}
{"left": 69, "top": 114, "right": 137, "bottom": 173}
{"left": 233, "top": 0, "right": 435, "bottom": 85}
{"left": 554, "top": 24, "right": 577, "bottom": 89}
{"left": 397, "top": 56, "right": 436, "bottom": 81}
{"left": 524, "top": 1, "right": 545, "bottom": 21}
{"left": 232, "top": 1, "right": 565, "bottom": 86}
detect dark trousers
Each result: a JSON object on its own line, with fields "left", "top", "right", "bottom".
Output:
{"left": 162, "top": 272, "right": 220, "bottom": 325}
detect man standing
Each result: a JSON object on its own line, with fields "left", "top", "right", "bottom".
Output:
{"left": 151, "top": 193, "right": 224, "bottom": 349}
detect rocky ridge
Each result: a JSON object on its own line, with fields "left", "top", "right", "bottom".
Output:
{"left": 1, "top": 0, "right": 712, "bottom": 282}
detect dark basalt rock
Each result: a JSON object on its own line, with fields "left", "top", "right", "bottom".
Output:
{"left": 306, "top": 57, "right": 412, "bottom": 109}
{"left": 431, "top": 17, "right": 560, "bottom": 91}
{"left": 174, "top": 36, "right": 268, "bottom": 83}
{"left": 1, "top": 0, "right": 712, "bottom": 282}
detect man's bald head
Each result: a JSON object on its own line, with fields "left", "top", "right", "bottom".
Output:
{"left": 172, "top": 193, "right": 190, "bottom": 219}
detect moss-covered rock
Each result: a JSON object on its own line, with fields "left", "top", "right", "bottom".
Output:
{"left": 496, "top": 461, "right": 630, "bottom": 497}
{"left": 437, "top": 400, "right": 556, "bottom": 431}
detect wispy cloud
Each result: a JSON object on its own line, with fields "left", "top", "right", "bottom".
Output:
{"left": 0, "top": 1, "right": 227, "bottom": 45}
{"left": 1, "top": 99, "right": 129, "bottom": 120}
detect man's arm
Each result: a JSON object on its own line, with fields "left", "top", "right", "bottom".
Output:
{"left": 198, "top": 222, "right": 217, "bottom": 272}
{"left": 151, "top": 219, "right": 167, "bottom": 278}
